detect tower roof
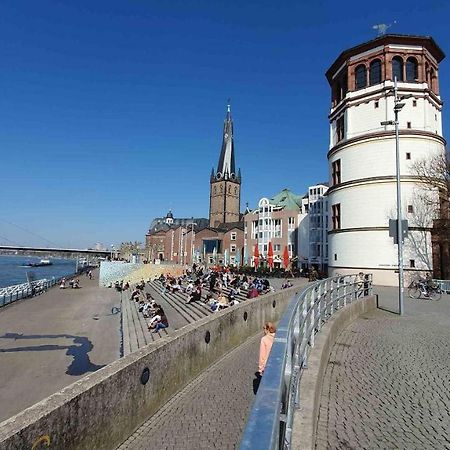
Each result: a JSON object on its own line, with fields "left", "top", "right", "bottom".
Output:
{"left": 326, "top": 34, "right": 445, "bottom": 83}
{"left": 216, "top": 102, "right": 236, "bottom": 178}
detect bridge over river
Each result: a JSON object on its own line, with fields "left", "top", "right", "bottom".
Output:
{"left": 0, "top": 275, "right": 449, "bottom": 450}
{"left": 0, "top": 244, "right": 110, "bottom": 259}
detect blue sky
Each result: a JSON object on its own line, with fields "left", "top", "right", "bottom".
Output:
{"left": 1, "top": 0, "right": 449, "bottom": 248}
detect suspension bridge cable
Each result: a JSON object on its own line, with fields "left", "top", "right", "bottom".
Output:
{"left": 0, "top": 219, "right": 58, "bottom": 247}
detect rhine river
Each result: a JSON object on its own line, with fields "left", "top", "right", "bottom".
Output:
{"left": 0, "top": 255, "right": 77, "bottom": 288}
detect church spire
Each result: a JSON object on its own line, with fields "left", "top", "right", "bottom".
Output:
{"left": 216, "top": 101, "right": 236, "bottom": 179}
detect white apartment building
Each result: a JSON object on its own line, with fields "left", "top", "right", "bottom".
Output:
{"left": 298, "top": 184, "right": 329, "bottom": 271}
{"left": 326, "top": 34, "right": 446, "bottom": 285}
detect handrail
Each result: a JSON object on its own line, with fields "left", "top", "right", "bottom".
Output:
{"left": 433, "top": 279, "right": 450, "bottom": 294}
{"left": 239, "top": 273, "right": 373, "bottom": 450}
{"left": 0, "top": 266, "right": 92, "bottom": 307}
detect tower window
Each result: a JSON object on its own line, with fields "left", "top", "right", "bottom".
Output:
{"left": 406, "top": 152, "right": 411, "bottom": 160}
{"left": 407, "top": 205, "right": 414, "bottom": 213}
{"left": 336, "top": 116, "right": 345, "bottom": 142}
{"left": 355, "top": 64, "right": 367, "bottom": 89}
{"left": 407, "top": 122, "right": 411, "bottom": 129}
{"left": 374, "top": 101, "right": 379, "bottom": 108}
{"left": 406, "top": 57, "right": 418, "bottom": 82}
{"left": 413, "top": 100, "right": 417, "bottom": 107}
{"left": 392, "top": 56, "right": 404, "bottom": 82}
{"left": 332, "top": 159, "right": 341, "bottom": 185}
{"left": 369, "top": 59, "right": 382, "bottom": 86}
{"left": 332, "top": 204, "right": 341, "bottom": 230}
{"left": 435, "top": 114, "right": 437, "bottom": 121}
{"left": 430, "top": 68, "right": 435, "bottom": 91}
{"left": 410, "top": 259, "right": 415, "bottom": 268}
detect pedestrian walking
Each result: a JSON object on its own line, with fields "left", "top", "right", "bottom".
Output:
{"left": 259, "top": 322, "right": 276, "bottom": 375}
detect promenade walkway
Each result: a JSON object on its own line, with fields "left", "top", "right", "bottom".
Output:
{"left": 0, "top": 269, "right": 120, "bottom": 423}
{"left": 315, "top": 287, "right": 450, "bottom": 450}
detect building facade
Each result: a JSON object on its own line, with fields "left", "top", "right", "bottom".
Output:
{"left": 298, "top": 183, "right": 329, "bottom": 271}
{"left": 244, "top": 189, "right": 302, "bottom": 268}
{"left": 326, "top": 34, "right": 446, "bottom": 285}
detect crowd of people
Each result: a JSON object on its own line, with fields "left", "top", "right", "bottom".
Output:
{"left": 156, "top": 266, "right": 275, "bottom": 313}
{"left": 109, "top": 263, "right": 301, "bottom": 337}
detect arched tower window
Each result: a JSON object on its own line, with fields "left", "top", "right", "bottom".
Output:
{"left": 406, "top": 57, "right": 418, "bottom": 82}
{"left": 430, "top": 67, "right": 435, "bottom": 91}
{"left": 355, "top": 64, "right": 367, "bottom": 89}
{"left": 425, "top": 62, "right": 430, "bottom": 84}
{"left": 392, "top": 56, "right": 404, "bottom": 82}
{"left": 335, "top": 81, "right": 342, "bottom": 103}
{"left": 369, "top": 59, "right": 382, "bottom": 86}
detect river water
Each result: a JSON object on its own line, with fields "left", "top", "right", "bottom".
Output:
{"left": 0, "top": 255, "right": 77, "bottom": 288}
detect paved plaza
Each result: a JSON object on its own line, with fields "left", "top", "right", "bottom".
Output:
{"left": 316, "top": 287, "right": 450, "bottom": 450}
{"left": 0, "top": 270, "right": 120, "bottom": 423}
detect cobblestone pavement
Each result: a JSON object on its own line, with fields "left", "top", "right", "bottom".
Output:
{"left": 316, "top": 287, "right": 450, "bottom": 450}
{"left": 117, "top": 333, "right": 261, "bottom": 450}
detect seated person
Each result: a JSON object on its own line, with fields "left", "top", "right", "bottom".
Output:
{"left": 216, "top": 293, "right": 229, "bottom": 311}
{"left": 247, "top": 287, "right": 259, "bottom": 299}
{"left": 187, "top": 283, "right": 202, "bottom": 304}
{"left": 228, "top": 288, "right": 238, "bottom": 302}
{"left": 150, "top": 308, "right": 169, "bottom": 333}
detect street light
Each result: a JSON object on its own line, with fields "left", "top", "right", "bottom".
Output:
{"left": 381, "top": 77, "right": 408, "bottom": 315}
{"left": 190, "top": 219, "right": 197, "bottom": 265}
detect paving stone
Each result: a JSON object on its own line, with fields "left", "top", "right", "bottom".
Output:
{"left": 117, "top": 333, "right": 262, "bottom": 449}
{"left": 315, "top": 287, "right": 450, "bottom": 450}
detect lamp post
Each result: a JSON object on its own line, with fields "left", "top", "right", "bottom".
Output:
{"left": 190, "top": 219, "right": 197, "bottom": 266}
{"left": 381, "top": 77, "right": 412, "bottom": 315}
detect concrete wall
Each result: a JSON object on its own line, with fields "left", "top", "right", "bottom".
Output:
{"left": 0, "top": 286, "right": 301, "bottom": 450}
{"left": 99, "top": 261, "right": 183, "bottom": 287}
{"left": 291, "top": 295, "right": 377, "bottom": 450}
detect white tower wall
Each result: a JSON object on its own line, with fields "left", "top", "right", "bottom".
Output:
{"left": 326, "top": 36, "right": 446, "bottom": 286}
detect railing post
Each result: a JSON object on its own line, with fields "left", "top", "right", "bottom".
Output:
{"left": 309, "top": 290, "right": 315, "bottom": 348}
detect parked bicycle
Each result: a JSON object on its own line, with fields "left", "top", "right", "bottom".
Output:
{"left": 408, "top": 279, "right": 442, "bottom": 301}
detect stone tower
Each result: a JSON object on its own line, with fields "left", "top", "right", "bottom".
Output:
{"left": 326, "top": 34, "right": 446, "bottom": 285}
{"left": 209, "top": 103, "right": 241, "bottom": 227}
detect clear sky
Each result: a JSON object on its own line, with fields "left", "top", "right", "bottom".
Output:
{"left": 1, "top": 0, "right": 449, "bottom": 248}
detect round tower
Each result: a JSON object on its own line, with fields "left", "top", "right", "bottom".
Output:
{"left": 326, "top": 34, "right": 446, "bottom": 285}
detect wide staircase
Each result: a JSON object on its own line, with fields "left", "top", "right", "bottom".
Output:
{"left": 121, "top": 279, "right": 251, "bottom": 355}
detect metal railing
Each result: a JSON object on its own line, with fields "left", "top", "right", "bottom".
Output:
{"left": 0, "top": 278, "right": 58, "bottom": 307}
{"left": 433, "top": 279, "right": 450, "bottom": 294}
{"left": 239, "top": 273, "right": 373, "bottom": 450}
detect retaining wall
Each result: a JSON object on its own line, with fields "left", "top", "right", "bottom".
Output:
{"left": 291, "top": 295, "right": 377, "bottom": 450}
{"left": 0, "top": 285, "right": 302, "bottom": 450}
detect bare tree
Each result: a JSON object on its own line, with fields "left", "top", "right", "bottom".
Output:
{"left": 411, "top": 149, "right": 450, "bottom": 278}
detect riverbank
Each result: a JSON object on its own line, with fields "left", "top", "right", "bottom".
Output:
{"left": 0, "top": 269, "right": 121, "bottom": 423}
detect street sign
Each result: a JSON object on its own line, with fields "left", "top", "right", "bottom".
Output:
{"left": 389, "top": 219, "right": 408, "bottom": 244}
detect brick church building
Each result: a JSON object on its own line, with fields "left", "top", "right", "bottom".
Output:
{"left": 145, "top": 104, "right": 244, "bottom": 266}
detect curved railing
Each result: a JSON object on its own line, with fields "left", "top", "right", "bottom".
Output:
{"left": 239, "top": 273, "right": 373, "bottom": 450}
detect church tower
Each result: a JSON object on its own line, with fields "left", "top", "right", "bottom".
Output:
{"left": 209, "top": 103, "right": 241, "bottom": 227}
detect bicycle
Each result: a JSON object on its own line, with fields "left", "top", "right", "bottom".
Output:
{"left": 408, "top": 280, "right": 442, "bottom": 301}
